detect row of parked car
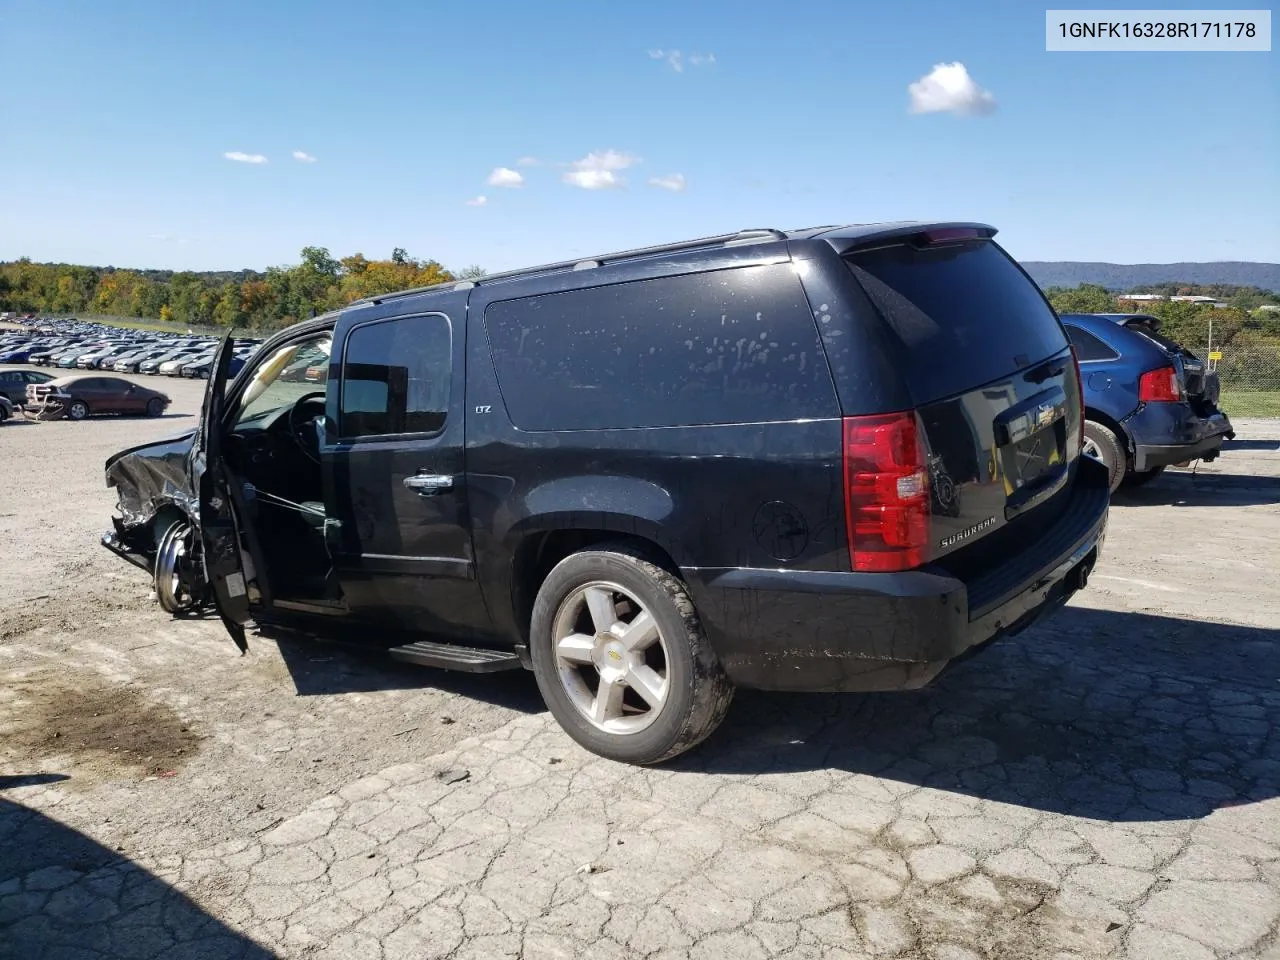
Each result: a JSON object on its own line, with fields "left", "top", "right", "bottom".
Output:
{"left": 0, "top": 319, "right": 260, "bottom": 380}
{"left": 0, "top": 318, "right": 260, "bottom": 422}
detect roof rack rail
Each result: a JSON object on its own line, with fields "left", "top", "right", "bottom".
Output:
{"left": 357, "top": 228, "right": 788, "bottom": 306}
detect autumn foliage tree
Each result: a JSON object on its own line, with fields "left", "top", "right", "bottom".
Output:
{"left": 0, "top": 248, "right": 459, "bottom": 332}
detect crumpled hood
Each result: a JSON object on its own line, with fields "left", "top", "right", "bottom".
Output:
{"left": 105, "top": 429, "right": 197, "bottom": 528}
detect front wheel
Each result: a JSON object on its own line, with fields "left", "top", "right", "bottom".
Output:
{"left": 146, "top": 397, "right": 164, "bottom": 417}
{"left": 1082, "top": 420, "right": 1125, "bottom": 494}
{"left": 67, "top": 399, "right": 89, "bottom": 421}
{"left": 529, "top": 544, "right": 734, "bottom": 764}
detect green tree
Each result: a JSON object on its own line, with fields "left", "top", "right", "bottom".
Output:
{"left": 1046, "top": 284, "right": 1118, "bottom": 315}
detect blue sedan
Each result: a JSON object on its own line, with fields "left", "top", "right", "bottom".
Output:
{"left": 1060, "top": 312, "right": 1234, "bottom": 492}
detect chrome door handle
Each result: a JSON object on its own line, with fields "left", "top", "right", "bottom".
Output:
{"left": 403, "top": 473, "right": 454, "bottom": 495}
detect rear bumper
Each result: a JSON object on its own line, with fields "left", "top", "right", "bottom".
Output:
{"left": 1129, "top": 408, "right": 1234, "bottom": 472}
{"left": 685, "top": 463, "right": 1109, "bottom": 693}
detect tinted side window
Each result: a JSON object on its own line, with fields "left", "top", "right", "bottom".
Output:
{"left": 485, "top": 264, "right": 836, "bottom": 431}
{"left": 1064, "top": 325, "right": 1119, "bottom": 361}
{"left": 340, "top": 314, "right": 451, "bottom": 438}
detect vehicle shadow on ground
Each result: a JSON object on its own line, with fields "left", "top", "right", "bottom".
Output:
{"left": 1113, "top": 471, "right": 1280, "bottom": 507}
{"left": 0, "top": 795, "right": 274, "bottom": 959}
{"left": 682, "top": 607, "right": 1279, "bottom": 823}
{"left": 262, "top": 626, "right": 545, "bottom": 714}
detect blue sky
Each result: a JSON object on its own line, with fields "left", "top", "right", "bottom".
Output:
{"left": 0, "top": 0, "right": 1275, "bottom": 273}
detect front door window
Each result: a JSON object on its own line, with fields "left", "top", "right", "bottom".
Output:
{"left": 232, "top": 334, "right": 332, "bottom": 429}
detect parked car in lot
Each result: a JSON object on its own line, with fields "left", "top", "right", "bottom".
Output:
{"left": 139, "top": 348, "right": 203, "bottom": 374}
{"left": 77, "top": 343, "right": 134, "bottom": 369}
{"left": 1059, "top": 313, "right": 1234, "bottom": 491}
{"left": 114, "top": 347, "right": 173, "bottom": 373}
{"left": 103, "top": 222, "right": 1109, "bottom": 764}
{"left": 0, "top": 368, "right": 55, "bottom": 406}
{"left": 181, "top": 352, "right": 247, "bottom": 379}
{"left": 26, "top": 375, "right": 171, "bottom": 420}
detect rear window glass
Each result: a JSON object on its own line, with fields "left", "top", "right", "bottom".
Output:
{"left": 1124, "top": 319, "right": 1192, "bottom": 357}
{"left": 484, "top": 264, "right": 837, "bottom": 431}
{"left": 846, "top": 241, "right": 1067, "bottom": 403}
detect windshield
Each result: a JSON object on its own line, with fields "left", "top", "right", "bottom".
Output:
{"left": 233, "top": 334, "right": 332, "bottom": 427}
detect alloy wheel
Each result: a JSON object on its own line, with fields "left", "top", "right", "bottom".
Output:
{"left": 551, "top": 581, "right": 671, "bottom": 735}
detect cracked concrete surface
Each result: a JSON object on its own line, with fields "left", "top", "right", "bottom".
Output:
{"left": 1, "top": 379, "right": 1278, "bottom": 959}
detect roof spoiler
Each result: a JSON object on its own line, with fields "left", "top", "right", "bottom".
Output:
{"left": 824, "top": 222, "right": 997, "bottom": 256}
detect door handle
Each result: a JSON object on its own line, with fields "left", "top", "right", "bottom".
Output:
{"left": 403, "top": 473, "right": 454, "bottom": 495}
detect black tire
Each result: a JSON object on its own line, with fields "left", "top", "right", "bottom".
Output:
{"left": 1122, "top": 465, "right": 1166, "bottom": 489}
{"left": 146, "top": 396, "right": 164, "bottom": 417}
{"left": 529, "top": 543, "right": 734, "bottom": 765}
{"left": 67, "top": 399, "right": 89, "bottom": 421}
{"left": 1083, "top": 420, "right": 1125, "bottom": 494}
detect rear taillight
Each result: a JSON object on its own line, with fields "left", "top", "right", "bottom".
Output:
{"left": 1069, "top": 346, "right": 1085, "bottom": 454}
{"left": 842, "top": 412, "right": 930, "bottom": 573}
{"left": 1138, "top": 365, "right": 1182, "bottom": 403}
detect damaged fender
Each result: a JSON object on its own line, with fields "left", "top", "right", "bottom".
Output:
{"left": 102, "top": 430, "right": 210, "bottom": 610}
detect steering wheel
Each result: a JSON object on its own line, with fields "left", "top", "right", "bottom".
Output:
{"left": 286, "top": 392, "right": 327, "bottom": 464}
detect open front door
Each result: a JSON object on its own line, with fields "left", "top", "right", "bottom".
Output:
{"left": 189, "top": 333, "right": 251, "bottom": 652}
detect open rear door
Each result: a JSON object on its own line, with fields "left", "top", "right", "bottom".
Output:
{"left": 188, "top": 333, "right": 250, "bottom": 652}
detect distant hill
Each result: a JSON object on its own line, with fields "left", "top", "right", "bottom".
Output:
{"left": 1022, "top": 261, "right": 1280, "bottom": 293}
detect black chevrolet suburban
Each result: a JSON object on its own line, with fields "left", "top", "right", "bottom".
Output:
{"left": 103, "top": 223, "right": 1109, "bottom": 763}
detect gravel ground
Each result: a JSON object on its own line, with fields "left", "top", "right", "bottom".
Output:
{"left": 1, "top": 368, "right": 1278, "bottom": 959}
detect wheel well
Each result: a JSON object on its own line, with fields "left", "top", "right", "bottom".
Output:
{"left": 151, "top": 504, "right": 190, "bottom": 549}
{"left": 1084, "top": 408, "right": 1132, "bottom": 461}
{"left": 510, "top": 530, "right": 680, "bottom": 642}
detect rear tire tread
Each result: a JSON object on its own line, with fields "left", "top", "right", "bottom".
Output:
{"left": 529, "top": 542, "right": 734, "bottom": 765}
{"left": 1084, "top": 420, "right": 1126, "bottom": 494}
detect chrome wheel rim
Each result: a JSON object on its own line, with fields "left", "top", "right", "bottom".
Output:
{"left": 552, "top": 581, "right": 670, "bottom": 735}
{"left": 155, "top": 522, "right": 195, "bottom": 613}
{"left": 69, "top": 402, "right": 87, "bottom": 420}
{"left": 1082, "top": 437, "right": 1102, "bottom": 462}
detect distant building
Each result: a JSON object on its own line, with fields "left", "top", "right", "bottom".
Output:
{"left": 1117, "top": 293, "right": 1227, "bottom": 308}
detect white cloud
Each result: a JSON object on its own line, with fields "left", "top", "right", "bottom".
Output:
{"left": 648, "top": 49, "right": 715, "bottom": 72}
{"left": 464, "top": 195, "right": 488, "bottom": 207}
{"left": 907, "top": 62, "right": 996, "bottom": 116}
{"left": 516, "top": 156, "right": 540, "bottom": 167}
{"left": 562, "top": 150, "right": 641, "bottom": 190}
{"left": 148, "top": 233, "right": 171, "bottom": 241}
{"left": 648, "top": 173, "right": 687, "bottom": 192}
{"left": 486, "top": 166, "right": 524, "bottom": 188}
{"left": 223, "top": 151, "right": 268, "bottom": 164}
{"left": 292, "top": 150, "right": 317, "bottom": 163}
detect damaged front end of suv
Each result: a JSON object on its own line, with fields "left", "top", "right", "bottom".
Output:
{"left": 102, "top": 431, "right": 210, "bottom": 614}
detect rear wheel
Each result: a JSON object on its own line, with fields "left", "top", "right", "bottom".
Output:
{"left": 67, "top": 399, "right": 89, "bottom": 421}
{"left": 529, "top": 544, "right": 734, "bottom": 764}
{"left": 1122, "top": 465, "right": 1166, "bottom": 489}
{"left": 146, "top": 396, "right": 164, "bottom": 417}
{"left": 1082, "top": 420, "right": 1125, "bottom": 494}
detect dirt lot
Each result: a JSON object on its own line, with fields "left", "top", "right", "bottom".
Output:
{"left": 1, "top": 369, "right": 1278, "bottom": 959}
